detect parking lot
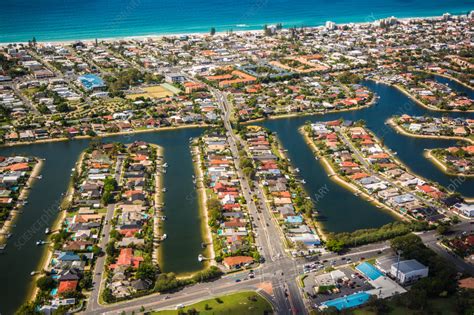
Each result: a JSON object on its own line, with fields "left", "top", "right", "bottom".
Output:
{"left": 302, "top": 266, "right": 374, "bottom": 305}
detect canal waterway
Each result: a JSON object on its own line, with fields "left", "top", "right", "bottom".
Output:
{"left": 0, "top": 78, "right": 472, "bottom": 313}
{"left": 0, "top": 128, "right": 203, "bottom": 314}
{"left": 258, "top": 79, "right": 473, "bottom": 232}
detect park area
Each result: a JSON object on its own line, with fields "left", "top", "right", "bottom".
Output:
{"left": 127, "top": 83, "right": 180, "bottom": 100}
{"left": 151, "top": 291, "right": 273, "bottom": 314}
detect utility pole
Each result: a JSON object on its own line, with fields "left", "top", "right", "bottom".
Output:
{"left": 396, "top": 250, "right": 402, "bottom": 283}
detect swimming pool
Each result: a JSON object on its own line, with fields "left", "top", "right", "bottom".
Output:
{"left": 321, "top": 292, "right": 372, "bottom": 310}
{"left": 356, "top": 262, "right": 383, "bottom": 280}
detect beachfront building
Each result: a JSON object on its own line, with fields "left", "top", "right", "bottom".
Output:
{"left": 390, "top": 259, "right": 429, "bottom": 284}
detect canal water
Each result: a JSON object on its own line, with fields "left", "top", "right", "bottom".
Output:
{"left": 0, "top": 129, "right": 203, "bottom": 314}
{"left": 0, "top": 78, "right": 472, "bottom": 313}
{"left": 257, "top": 79, "right": 473, "bottom": 232}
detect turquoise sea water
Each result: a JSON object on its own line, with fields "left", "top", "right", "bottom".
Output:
{"left": 0, "top": 0, "right": 473, "bottom": 43}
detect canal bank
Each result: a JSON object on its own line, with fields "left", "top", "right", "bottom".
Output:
{"left": 0, "top": 157, "right": 43, "bottom": 246}
{"left": 299, "top": 126, "right": 409, "bottom": 223}
{"left": 257, "top": 79, "right": 474, "bottom": 233}
{"left": 0, "top": 128, "right": 205, "bottom": 314}
{"left": 1, "top": 76, "right": 473, "bottom": 313}
{"left": 387, "top": 118, "right": 474, "bottom": 144}
{"left": 424, "top": 149, "right": 474, "bottom": 179}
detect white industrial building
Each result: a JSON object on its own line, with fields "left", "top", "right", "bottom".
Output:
{"left": 390, "top": 259, "right": 429, "bottom": 284}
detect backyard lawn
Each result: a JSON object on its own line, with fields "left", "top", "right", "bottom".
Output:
{"left": 151, "top": 291, "right": 273, "bottom": 314}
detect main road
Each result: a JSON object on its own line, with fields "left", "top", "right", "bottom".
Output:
{"left": 82, "top": 88, "right": 473, "bottom": 315}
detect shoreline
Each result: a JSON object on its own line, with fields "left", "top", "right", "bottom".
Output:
{"left": 299, "top": 126, "right": 409, "bottom": 223}
{"left": 0, "top": 158, "right": 43, "bottom": 245}
{"left": 424, "top": 149, "right": 474, "bottom": 178}
{"left": 152, "top": 144, "right": 165, "bottom": 268}
{"left": 387, "top": 118, "right": 474, "bottom": 144}
{"left": 427, "top": 72, "right": 474, "bottom": 91}
{"left": 270, "top": 131, "right": 327, "bottom": 242}
{"left": 392, "top": 84, "right": 474, "bottom": 113}
{"left": 191, "top": 140, "right": 215, "bottom": 266}
{"left": 242, "top": 97, "right": 376, "bottom": 125}
{"left": 0, "top": 123, "right": 208, "bottom": 149}
{"left": 27, "top": 151, "right": 86, "bottom": 303}
{"left": 158, "top": 140, "right": 213, "bottom": 280}
{"left": 0, "top": 13, "right": 470, "bottom": 46}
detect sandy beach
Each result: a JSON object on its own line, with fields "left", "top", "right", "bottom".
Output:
{"left": 0, "top": 13, "right": 461, "bottom": 47}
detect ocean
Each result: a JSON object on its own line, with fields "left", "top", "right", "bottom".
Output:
{"left": 0, "top": 0, "right": 473, "bottom": 43}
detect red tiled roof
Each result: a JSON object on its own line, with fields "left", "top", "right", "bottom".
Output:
{"left": 58, "top": 280, "right": 78, "bottom": 294}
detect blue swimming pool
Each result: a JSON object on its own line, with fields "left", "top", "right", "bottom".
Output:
{"left": 321, "top": 292, "right": 372, "bottom": 310}
{"left": 356, "top": 262, "right": 383, "bottom": 280}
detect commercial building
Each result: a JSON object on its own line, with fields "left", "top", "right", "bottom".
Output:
{"left": 390, "top": 259, "right": 429, "bottom": 284}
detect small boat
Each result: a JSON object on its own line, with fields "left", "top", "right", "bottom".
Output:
{"left": 35, "top": 175, "right": 42, "bottom": 180}
{"left": 314, "top": 157, "right": 319, "bottom": 161}
{"left": 162, "top": 188, "right": 167, "bottom": 192}
{"left": 36, "top": 240, "right": 45, "bottom": 246}
{"left": 45, "top": 228, "right": 50, "bottom": 235}
{"left": 301, "top": 179, "right": 306, "bottom": 184}
{"left": 162, "top": 163, "right": 168, "bottom": 168}
{"left": 161, "top": 234, "right": 167, "bottom": 240}
{"left": 198, "top": 254, "right": 204, "bottom": 262}
{"left": 71, "top": 168, "right": 76, "bottom": 172}
{"left": 295, "top": 168, "right": 300, "bottom": 173}
{"left": 30, "top": 271, "right": 36, "bottom": 276}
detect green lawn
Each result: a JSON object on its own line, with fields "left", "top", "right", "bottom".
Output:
{"left": 354, "top": 296, "right": 466, "bottom": 315}
{"left": 151, "top": 291, "right": 273, "bottom": 315}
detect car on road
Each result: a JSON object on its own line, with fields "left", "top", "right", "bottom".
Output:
{"left": 235, "top": 279, "right": 241, "bottom": 282}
